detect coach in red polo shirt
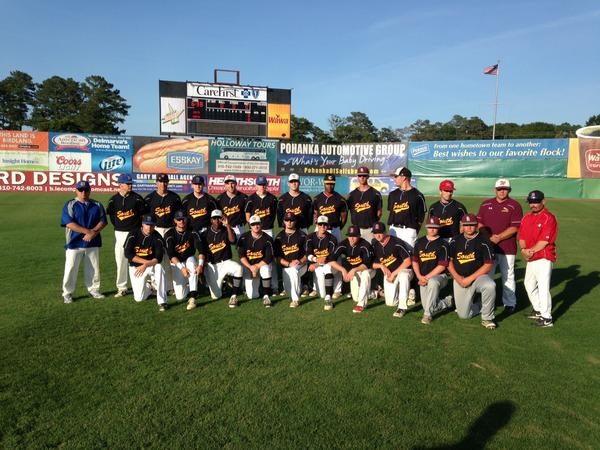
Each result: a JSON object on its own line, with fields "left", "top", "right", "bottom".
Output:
{"left": 477, "top": 178, "right": 523, "bottom": 313}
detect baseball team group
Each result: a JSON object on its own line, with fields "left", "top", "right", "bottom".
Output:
{"left": 60, "top": 165, "right": 558, "bottom": 329}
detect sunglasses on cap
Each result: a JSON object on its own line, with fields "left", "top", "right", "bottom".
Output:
{"left": 77, "top": 187, "right": 90, "bottom": 192}
{"left": 317, "top": 223, "right": 328, "bottom": 226}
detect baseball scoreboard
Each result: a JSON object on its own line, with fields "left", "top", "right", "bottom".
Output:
{"left": 159, "top": 78, "right": 291, "bottom": 139}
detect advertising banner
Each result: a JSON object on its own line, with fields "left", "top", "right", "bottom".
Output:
{"left": 575, "top": 126, "right": 600, "bottom": 178}
{"left": 267, "top": 103, "right": 291, "bottom": 139}
{"left": 131, "top": 172, "right": 195, "bottom": 194}
{"left": 209, "top": 137, "right": 278, "bottom": 174}
{"left": 0, "top": 130, "right": 48, "bottom": 151}
{"left": 278, "top": 142, "right": 407, "bottom": 176}
{"left": 0, "top": 131, "right": 49, "bottom": 171}
{"left": 0, "top": 170, "right": 121, "bottom": 193}
{"left": 207, "top": 174, "right": 282, "bottom": 196}
{"left": 187, "top": 83, "right": 267, "bottom": 102}
{"left": 280, "top": 174, "right": 350, "bottom": 196}
{"left": 133, "top": 137, "right": 209, "bottom": 174}
{"left": 160, "top": 97, "right": 186, "bottom": 135}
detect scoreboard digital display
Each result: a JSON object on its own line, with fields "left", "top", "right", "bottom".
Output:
{"left": 159, "top": 80, "right": 290, "bottom": 139}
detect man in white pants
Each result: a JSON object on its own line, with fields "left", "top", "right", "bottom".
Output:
{"left": 123, "top": 215, "right": 168, "bottom": 311}
{"left": 196, "top": 210, "right": 244, "bottom": 308}
{"left": 518, "top": 190, "right": 558, "bottom": 328}
{"left": 274, "top": 212, "right": 308, "bottom": 308}
{"left": 60, "top": 180, "right": 107, "bottom": 303}
{"left": 106, "top": 173, "right": 147, "bottom": 297}
{"left": 306, "top": 216, "right": 339, "bottom": 310}
{"left": 165, "top": 210, "right": 199, "bottom": 311}
{"left": 371, "top": 222, "right": 413, "bottom": 317}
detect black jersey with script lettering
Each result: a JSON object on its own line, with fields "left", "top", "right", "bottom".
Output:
{"left": 277, "top": 191, "right": 313, "bottom": 229}
{"left": 312, "top": 191, "right": 347, "bottom": 228}
{"left": 245, "top": 192, "right": 278, "bottom": 229}
{"left": 124, "top": 229, "right": 165, "bottom": 267}
{"left": 237, "top": 231, "right": 274, "bottom": 265}
{"left": 412, "top": 235, "right": 450, "bottom": 275}
{"left": 347, "top": 187, "right": 382, "bottom": 228}
{"left": 333, "top": 238, "right": 374, "bottom": 269}
{"left": 428, "top": 200, "right": 467, "bottom": 239}
{"left": 144, "top": 190, "right": 182, "bottom": 228}
{"left": 449, "top": 232, "right": 495, "bottom": 277}
{"left": 387, "top": 188, "right": 426, "bottom": 230}
{"left": 197, "top": 226, "right": 235, "bottom": 264}
{"left": 216, "top": 191, "right": 248, "bottom": 227}
{"left": 274, "top": 229, "right": 307, "bottom": 262}
{"left": 182, "top": 192, "right": 218, "bottom": 231}
{"left": 164, "top": 228, "right": 196, "bottom": 261}
{"left": 371, "top": 235, "right": 412, "bottom": 272}
{"left": 106, "top": 191, "right": 147, "bottom": 232}
{"left": 305, "top": 232, "right": 338, "bottom": 263}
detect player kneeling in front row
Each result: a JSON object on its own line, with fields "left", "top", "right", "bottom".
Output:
{"left": 196, "top": 210, "right": 244, "bottom": 308}
{"left": 412, "top": 216, "right": 454, "bottom": 325}
{"left": 237, "top": 215, "right": 274, "bottom": 307}
{"left": 165, "top": 210, "right": 199, "bottom": 311}
{"left": 274, "top": 212, "right": 308, "bottom": 308}
{"left": 306, "top": 216, "right": 339, "bottom": 310}
{"left": 124, "top": 214, "right": 168, "bottom": 311}
{"left": 448, "top": 214, "right": 497, "bottom": 329}
{"left": 371, "top": 222, "right": 413, "bottom": 318}
{"left": 329, "top": 225, "right": 375, "bottom": 313}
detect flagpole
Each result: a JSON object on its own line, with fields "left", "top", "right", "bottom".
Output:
{"left": 492, "top": 59, "right": 500, "bottom": 140}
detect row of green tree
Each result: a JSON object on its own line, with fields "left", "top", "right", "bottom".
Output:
{"left": 1, "top": 70, "right": 598, "bottom": 141}
{"left": 0, "top": 71, "right": 129, "bottom": 134}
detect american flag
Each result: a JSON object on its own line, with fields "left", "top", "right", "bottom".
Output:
{"left": 483, "top": 64, "right": 499, "bottom": 75}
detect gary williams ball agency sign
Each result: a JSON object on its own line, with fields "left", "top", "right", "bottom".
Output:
{"left": 49, "top": 132, "right": 133, "bottom": 173}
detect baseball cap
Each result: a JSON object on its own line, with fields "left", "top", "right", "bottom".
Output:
{"left": 324, "top": 174, "right": 336, "bottom": 184}
{"left": 191, "top": 175, "right": 205, "bottom": 185}
{"left": 316, "top": 215, "right": 329, "bottom": 225}
{"left": 76, "top": 180, "right": 91, "bottom": 191}
{"left": 391, "top": 167, "right": 412, "bottom": 178}
{"left": 211, "top": 209, "right": 223, "bottom": 218}
{"left": 174, "top": 210, "right": 188, "bottom": 221}
{"left": 283, "top": 212, "right": 297, "bottom": 221}
{"left": 346, "top": 225, "right": 361, "bottom": 237}
{"left": 249, "top": 214, "right": 261, "bottom": 225}
{"left": 527, "top": 190, "right": 545, "bottom": 203}
{"left": 117, "top": 173, "right": 133, "bottom": 184}
{"left": 255, "top": 175, "right": 268, "bottom": 186}
{"left": 495, "top": 178, "right": 511, "bottom": 189}
{"left": 157, "top": 173, "right": 169, "bottom": 183}
{"left": 142, "top": 214, "right": 155, "bottom": 225}
{"left": 224, "top": 174, "right": 236, "bottom": 183}
{"left": 460, "top": 213, "right": 478, "bottom": 225}
{"left": 425, "top": 216, "right": 441, "bottom": 228}
{"left": 372, "top": 222, "right": 386, "bottom": 234}
{"left": 439, "top": 180, "right": 455, "bottom": 191}
{"left": 357, "top": 166, "right": 370, "bottom": 176}
{"left": 288, "top": 173, "right": 300, "bottom": 182}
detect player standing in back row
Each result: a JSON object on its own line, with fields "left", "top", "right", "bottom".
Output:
{"left": 347, "top": 166, "right": 382, "bottom": 243}
{"left": 312, "top": 173, "right": 348, "bottom": 242}
{"left": 427, "top": 179, "right": 467, "bottom": 241}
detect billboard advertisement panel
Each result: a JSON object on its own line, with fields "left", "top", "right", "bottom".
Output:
{"left": 267, "top": 103, "right": 291, "bottom": 139}
{"left": 0, "top": 131, "right": 49, "bottom": 171}
{"left": 133, "top": 137, "right": 209, "bottom": 174}
{"left": 209, "top": 137, "right": 278, "bottom": 174}
{"left": 0, "top": 170, "right": 120, "bottom": 193}
{"left": 207, "top": 174, "right": 282, "bottom": 196}
{"left": 160, "top": 97, "right": 186, "bottom": 135}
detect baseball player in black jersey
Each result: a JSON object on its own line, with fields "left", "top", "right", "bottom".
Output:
{"left": 387, "top": 167, "right": 426, "bottom": 248}
{"left": 124, "top": 214, "right": 168, "bottom": 311}
{"left": 164, "top": 210, "right": 198, "bottom": 310}
{"left": 448, "top": 213, "right": 497, "bottom": 330}
{"left": 274, "top": 212, "right": 308, "bottom": 308}
{"left": 347, "top": 166, "right": 382, "bottom": 243}
{"left": 144, "top": 173, "right": 182, "bottom": 292}
{"left": 237, "top": 214, "right": 274, "bottom": 307}
{"left": 106, "top": 173, "right": 147, "bottom": 297}
{"left": 412, "top": 216, "right": 454, "bottom": 325}
{"left": 312, "top": 173, "right": 348, "bottom": 242}
{"left": 277, "top": 173, "right": 313, "bottom": 233}
{"left": 371, "top": 222, "right": 413, "bottom": 317}
{"left": 306, "top": 215, "right": 339, "bottom": 310}
{"left": 329, "top": 225, "right": 374, "bottom": 313}
{"left": 196, "top": 209, "right": 243, "bottom": 308}
{"left": 181, "top": 175, "right": 217, "bottom": 233}
{"left": 427, "top": 179, "right": 467, "bottom": 241}
{"left": 216, "top": 174, "right": 248, "bottom": 240}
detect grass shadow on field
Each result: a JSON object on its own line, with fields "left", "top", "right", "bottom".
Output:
{"left": 551, "top": 265, "right": 600, "bottom": 321}
{"left": 412, "top": 400, "right": 517, "bottom": 450}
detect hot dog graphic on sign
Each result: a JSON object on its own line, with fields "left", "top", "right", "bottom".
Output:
{"left": 133, "top": 138, "right": 209, "bottom": 173}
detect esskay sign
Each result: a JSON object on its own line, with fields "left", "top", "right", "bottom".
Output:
{"left": 0, "top": 170, "right": 120, "bottom": 193}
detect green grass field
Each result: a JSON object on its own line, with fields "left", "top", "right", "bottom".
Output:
{"left": 1, "top": 193, "right": 599, "bottom": 449}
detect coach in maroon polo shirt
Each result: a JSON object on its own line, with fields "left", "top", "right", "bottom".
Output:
{"left": 477, "top": 178, "right": 523, "bottom": 313}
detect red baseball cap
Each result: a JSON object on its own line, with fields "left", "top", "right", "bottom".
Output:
{"left": 357, "top": 166, "right": 370, "bottom": 176}
{"left": 439, "top": 180, "right": 455, "bottom": 191}
{"left": 460, "top": 213, "right": 478, "bottom": 225}
{"left": 425, "top": 216, "right": 441, "bottom": 228}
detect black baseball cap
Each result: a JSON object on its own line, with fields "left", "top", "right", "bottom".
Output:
{"left": 527, "top": 190, "right": 545, "bottom": 203}
{"left": 324, "top": 174, "right": 336, "bottom": 184}
{"left": 174, "top": 210, "right": 188, "bottom": 221}
{"left": 191, "top": 175, "right": 205, "bottom": 185}
{"left": 372, "top": 222, "right": 386, "bottom": 233}
{"left": 142, "top": 214, "right": 156, "bottom": 225}
{"left": 157, "top": 173, "right": 169, "bottom": 183}
{"left": 346, "top": 225, "right": 361, "bottom": 237}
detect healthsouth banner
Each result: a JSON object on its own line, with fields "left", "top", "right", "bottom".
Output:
{"left": 0, "top": 131, "right": 49, "bottom": 171}
{"left": 207, "top": 174, "right": 282, "bottom": 195}
{"left": 278, "top": 142, "right": 408, "bottom": 176}
{"left": 209, "top": 137, "right": 278, "bottom": 175}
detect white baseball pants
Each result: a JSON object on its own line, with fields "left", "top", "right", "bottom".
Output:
{"left": 524, "top": 259, "right": 553, "bottom": 319}
{"left": 493, "top": 254, "right": 517, "bottom": 307}
{"left": 62, "top": 247, "right": 101, "bottom": 297}
{"left": 243, "top": 264, "right": 272, "bottom": 299}
{"left": 382, "top": 269, "right": 413, "bottom": 308}
{"left": 204, "top": 259, "right": 243, "bottom": 300}
{"left": 114, "top": 230, "right": 130, "bottom": 291}
{"left": 389, "top": 226, "right": 417, "bottom": 250}
{"left": 282, "top": 264, "right": 308, "bottom": 301}
{"left": 129, "top": 264, "right": 166, "bottom": 305}
{"left": 350, "top": 269, "right": 375, "bottom": 307}
{"left": 170, "top": 255, "right": 199, "bottom": 300}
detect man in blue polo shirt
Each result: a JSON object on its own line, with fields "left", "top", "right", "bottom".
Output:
{"left": 60, "top": 180, "right": 107, "bottom": 303}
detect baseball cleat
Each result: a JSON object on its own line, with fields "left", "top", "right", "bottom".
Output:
{"left": 63, "top": 294, "right": 73, "bottom": 304}
{"left": 262, "top": 295, "right": 272, "bottom": 308}
{"left": 442, "top": 295, "right": 454, "bottom": 309}
{"left": 114, "top": 289, "right": 128, "bottom": 298}
{"left": 309, "top": 290, "right": 318, "bottom": 297}
{"left": 290, "top": 300, "right": 299, "bottom": 308}
{"left": 158, "top": 303, "right": 168, "bottom": 312}
{"left": 481, "top": 320, "right": 497, "bottom": 329}
{"left": 228, "top": 295, "right": 238, "bottom": 308}
{"left": 186, "top": 298, "right": 197, "bottom": 311}
{"left": 504, "top": 305, "right": 516, "bottom": 314}
{"left": 89, "top": 290, "right": 105, "bottom": 299}
{"left": 407, "top": 289, "right": 416, "bottom": 306}
{"left": 421, "top": 315, "right": 432, "bottom": 325}
{"left": 279, "top": 290, "right": 287, "bottom": 297}
{"left": 352, "top": 305, "right": 364, "bottom": 314}
{"left": 393, "top": 308, "right": 407, "bottom": 318}
{"left": 332, "top": 292, "right": 343, "bottom": 300}
{"left": 527, "top": 310, "right": 541, "bottom": 319}
{"left": 301, "top": 289, "right": 310, "bottom": 297}
{"left": 323, "top": 295, "right": 333, "bottom": 311}
{"left": 534, "top": 317, "right": 553, "bottom": 327}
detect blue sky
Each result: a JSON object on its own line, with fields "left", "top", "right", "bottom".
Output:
{"left": 2, "top": 0, "right": 599, "bottom": 136}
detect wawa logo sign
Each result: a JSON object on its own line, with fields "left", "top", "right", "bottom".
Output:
{"left": 51, "top": 134, "right": 91, "bottom": 151}
{"left": 585, "top": 150, "right": 600, "bottom": 172}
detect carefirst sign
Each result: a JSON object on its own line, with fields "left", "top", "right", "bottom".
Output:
{"left": 186, "top": 83, "right": 267, "bottom": 101}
